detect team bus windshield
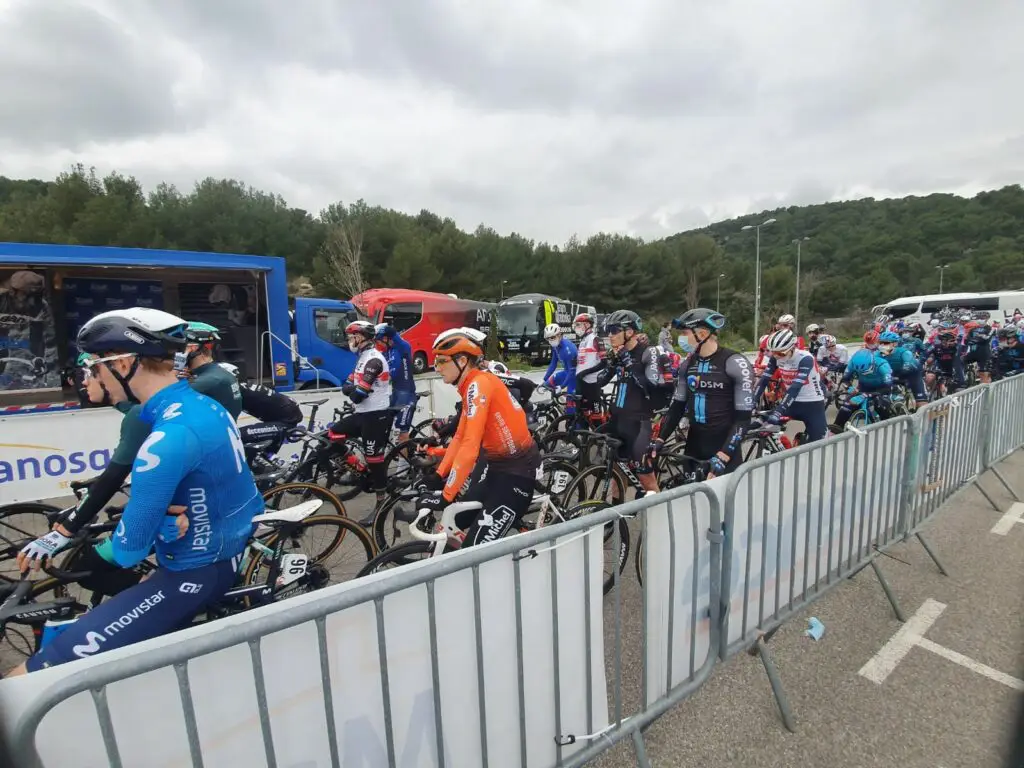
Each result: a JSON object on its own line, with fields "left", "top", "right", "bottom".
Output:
{"left": 497, "top": 304, "right": 541, "bottom": 336}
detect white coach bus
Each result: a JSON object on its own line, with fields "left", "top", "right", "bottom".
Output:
{"left": 872, "top": 290, "right": 1024, "bottom": 326}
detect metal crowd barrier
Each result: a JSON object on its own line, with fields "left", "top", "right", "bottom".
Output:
{"left": 5, "top": 377, "right": 1024, "bottom": 768}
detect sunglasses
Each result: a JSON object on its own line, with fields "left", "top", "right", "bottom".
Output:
{"left": 434, "top": 355, "right": 454, "bottom": 366}
{"left": 606, "top": 325, "right": 624, "bottom": 335}
{"left": 79, "top": 352, "right": 135, "bottom": 377}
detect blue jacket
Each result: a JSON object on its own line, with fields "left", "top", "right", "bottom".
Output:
{"left": 843, "top": 351, "right": 893, "bottom": 391}
{"left": 378, "top": 325, "right": 416, "bottom": 402}
{"left": 881, "top": 346, "right": 920, "bottom": 376}
{"left": 544, "top": 338, "right": 578, "bottom": 393}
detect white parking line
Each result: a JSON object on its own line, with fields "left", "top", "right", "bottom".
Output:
{"left": 990, "top": 502, "right": 1024, "bottom": 535}
{"left": 858, "top": 598, "right": 1024, "bottom": 691}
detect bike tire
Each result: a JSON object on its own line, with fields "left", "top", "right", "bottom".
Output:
{"left": 561, "top": 464, "right": 629, "bottom": 507}
{"left": 357, "top": 539, "right": 436, "bottom": 578}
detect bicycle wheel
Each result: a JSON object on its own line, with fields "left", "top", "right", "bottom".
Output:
{"left": 243, "top": 514, "right": 376, "bottom": 605}
{"left": 0, "top": 577, "right": 90, "bottom": 659}
{"left": 561, "top": 464, "right": 629, "bottom": 507}
{"left": 538, "top": 431, "right": 582, "bottom": 465}
{"left": 371, "top": 492, "right": 421, "bottom": 552}
{"left": 260, "top": 483, "right": 349, "bottom": 561}
{"left": 535, "top": 458, "right": 580, "bottom": 504}
{"left": 357, "top": 540, "right": 436, "bottom": 577}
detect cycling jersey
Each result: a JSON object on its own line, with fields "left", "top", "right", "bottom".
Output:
{"left": 597, "top": 341, "right": 667, "bottom": 417}
{"left": 544, "top": 338, "right": 578, "bottom": 394}
{"left": 816, "top": 344, "right": 849, "bottom": 371}
{"left": 881, "top": 346, "right": 920, "bottom": 376}
{"left": 964, "top": 324, "right": 994, "bottom": 352}
{"left": 995, "top": 344, "right": 1024, "bottom": 379}
{"left": 343, "top": 347, "right": 391, "bottom": 412}
{"left": 239, "top": 381, "right": 302, "bottom": 426}
{"left": 190, "top": 362, "right": 243, "bottom": 419}
{"left": 436, "top": 368, "right": 537, "bottom": 502}
{"left": 104, "top": 380, "right": 262, "bottom": 570}
{"left": 575, "top": 331, "right": 606, "bottom": 384}
{"left": 755, "top": 349, "right": 825, "bottom": 409}
{"left": 378, "top": 327, "right": 416, "bottom": 399}
{"left": 755, "top": 333, "right": 806, "bottom": 370}
{"left": 901, "top": 337, "right": 928, "bottom": 359}
{"left": 842, "top": 352, "right": 893, "bottom": 391}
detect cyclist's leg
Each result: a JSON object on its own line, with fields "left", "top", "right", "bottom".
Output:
{"left": 463, "top": 470, "right": 535, "bottom": 548}
{"left": 363, "top": 411, "right": 395, "bottom": 496}
{"left": 789, "top": 400, "right": 827, "bottom": 442}
{"left": 628, "top": 418, "right": 658, "bottom": 493}
{"left": 904, "top": 369, "right": 928, "bottom": 406}
{"left": 393, "top": 394, "right": 417, "bottom": 442}
{"left": 24, "top": 560, "right": 237, "bottom": 672}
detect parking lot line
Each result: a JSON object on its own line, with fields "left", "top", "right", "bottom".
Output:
{"left": 990, "top": 501, "right": 1024, "bottom": 535}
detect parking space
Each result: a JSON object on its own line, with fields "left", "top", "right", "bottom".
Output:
{"left": 594, "top": 450, "right": 1024, "bottom": 768}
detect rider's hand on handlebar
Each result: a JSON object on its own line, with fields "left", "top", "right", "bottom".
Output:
{"left": 17, "top": 530, "right": 74, "bottom": 573}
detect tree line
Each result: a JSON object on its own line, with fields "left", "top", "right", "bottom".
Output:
{"left": 2, "top": 165, "right": 1022, "bottom": 344}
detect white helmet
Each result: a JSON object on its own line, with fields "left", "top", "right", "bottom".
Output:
{"left": 777, "top": 314, "right": 796, "bottom": 326}
{"left": 435, "top": 326, "right": 487, "bottom": 347}
{"left": 929, "top": 318, "right": 940, "bottom": 327}
{"left": 766, "top": 328, "right": 798, "bottom": 353}
{"left": 543, "top": 323, "right": 562, "bottom": 340}
{"left": 485, "top": 360, "right": 509, "bottom": 375}
{"left": 819, "top": 334, "right": 837, "bottom": 347}
{"left": 1017, "top": 319, "right": 1024, "bottom": 329}
{"left": 805, "top": 323, "right": 822, "bottom": 334}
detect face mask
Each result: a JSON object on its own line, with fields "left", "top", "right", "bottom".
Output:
{"left": 348, "top": 339, "right": 360, "bottom": 353}
{"left": 678, "top": 336, "right": 695, "bottom": 353}
{"left": 549, "top": 338, "right": 559, "bottom": 347}
{"left": 880, "top": 344, "right": 895, "bottom": 355}
{"left": 573, "top": 325, "right": 586, "bottom": 337}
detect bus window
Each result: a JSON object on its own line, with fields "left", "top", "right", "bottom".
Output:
{"left": 962, "top": 297, "right": 1000, "bottom": 311}
{"left": 497, "top": 303, "right": 542, "bottom": 336}
{"left": 881, "top": 301, "right": 920, "bottom": 319}
{"left": 920, "top": 300, "right": 951, "bottom": 316}
{"left": 383, "top": 302, "right": 423, "bottom": 332}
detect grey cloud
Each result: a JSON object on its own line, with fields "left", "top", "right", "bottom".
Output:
{"left": 0, "top": 1, "right": 195, "bottom": 149}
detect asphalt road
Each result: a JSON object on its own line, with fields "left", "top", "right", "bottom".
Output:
{"left": 591, "top": 449, "right": 1024, "bottom": 768}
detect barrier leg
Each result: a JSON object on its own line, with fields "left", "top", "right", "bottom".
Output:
{"left": 754, "top": 635, "right": 796, "bottom": 733}
{"left": 973, "top": 477, "right": 1004, "bottom": 513}
{"left": 631, "top": 730, "right": 653, "bottom": 768}
{"left": 869, "top": 560, "right": 906, "bottom": 622}
{"left": 914, "top": 532, "right": 949, "bottom": 576}
{"left": 990, "top": 466, "right": 1022, "bottom": 502}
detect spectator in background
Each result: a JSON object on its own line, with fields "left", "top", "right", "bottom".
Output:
{"left": 658, "top": 321, "right": 673, "bottom": 350}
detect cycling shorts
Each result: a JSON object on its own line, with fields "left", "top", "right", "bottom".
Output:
{"left": 27, "top": 559, "right": 238, "bottom": 671}
{"left": 454, "top": 462, "right": 536, "bottom": 548}
{"left": 962, "top": 347, "right": 992, "bottom": 373}
{"left": 609, "top": 415, "right": 654, "bottom": 474}
{"left": 332, "top": 410, "right": 395, "bottom": 459}
{"left": 394, "top": 401, "right": 416, "bottom": 432}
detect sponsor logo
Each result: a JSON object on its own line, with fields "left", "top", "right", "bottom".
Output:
{"left": 466, "top": 381, "right": 480, "bottom": 418}
{"left": 102, "top": 591, "right": 165, "bottom": 636}
{"left": 189, "top": 486, "right": 212, "bottom": 551}
{"left": 0, "top": 445, "right": 112, "bottom": 486}
{"left": 123, "top": 329, "right": 144, "bottom": 344}
{"left": 162, "top": 403, "right": 183, "bottom": 420}
{"left": 179, "top": 582, "right": 203, "bottom": 595}
{"left": 479, "top": 505, "right": 515, "bottom": 543}
{"left": 136, "top": 431, "right": 167, "bottom": 472}
{"left": 72, "top": 631, "right": 105, "bottom": 658}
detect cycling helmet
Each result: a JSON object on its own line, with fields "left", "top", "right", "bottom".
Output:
{"left": 765, "top": 328, "right": 798, "bottom": 353}
{"left": 777, "top": 314, "right": 796, "bottom": 327}
{"left": 805, "top": 323, "right": 822, "bottom": 335}
{"left": 185, "top": 321, "right": 221, "bottom": 344}
{"left": 573, "top": 312, "right": 594, "bottom": 327}
{"left": 77, "top": 308, "right": 188, "bottom": 358}
{"left": 819, "top": 334, "right": 836, "bottom": 347}
{"left": 543, "top": 323, "right": 562, "bottom": 340}
{"left": 863, "top": 330, "right": 880, "bottom": 348}
{"left": 218, "top": 362, "right": 241, "bottom": 379}
{"left": 848, "top": 348, "right": 876, "bottom": 374}
{"left": 937, "top": 329, "right": 957, "bottom": 342}
{"left": 605, "top": 309, "right": 643, "bottom": 333}
{"left": 373, "top": 323, "right": 390, "bottom": 339}
{"left": 433, "top": 328, "right": 483, "bottom": 358}
{"left": 435, "top": 326, "right": 487, "bottom": 346}
{"left": 345, "top": 320, "right": 376, "bottom": 338}
{"left": 672, "top": 308, "right": 726, "bottom": 332}
{"left": 485, "top": 360, "right": 510, "bottom": 375}
{"left": 997, "top": 327, "right": 1018, "bottom": 342}
{"left": 879, "top": 331, "right": 900, "bottom": 343}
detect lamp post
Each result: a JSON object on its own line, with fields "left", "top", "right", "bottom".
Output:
{"left": 716, "top": 273, "right": 725, "bottom": 312}
{"left": 793, "top": 236, "right": 809, "bottom": 328}
{"left": 500, "top": 280, "right": 508, "bottom": 300}
{"left": 936, "top": 265, "right": 949, "bottom": 294}
{"left": 741, "top": 217, "right": 776, "bottom": 343}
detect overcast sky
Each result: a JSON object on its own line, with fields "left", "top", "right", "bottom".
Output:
{"left": 1, "top": 0, "right": 1022, "bottom": 244}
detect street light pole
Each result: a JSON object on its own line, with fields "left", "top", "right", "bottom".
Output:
{"left": 717, "top": 273, "right": 725, "bottom": 312}
{"left": 741, "top": 217, "right": 776, "bottom": 344}
{"left": 936, "top": 265, "right": 949, "bottom": 293}
{"left": 793, "top": 236, "right": 809, "bottom": 328}
{"left": 500, "top": 280, "right": 508, "bottom": 300}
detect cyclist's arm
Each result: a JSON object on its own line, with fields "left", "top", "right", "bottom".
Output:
{"left": 562, "top": 341, "right": 578, "bottom": 394}
{"left": 436, "top": 403, "right": 467, "bottom": 479}
{"left": 542, "top": 352, "right": 558, "bottom": 383}
{"left": 774, "top": 355, "right": 813, "bottom": 416}
{"left": 719, "top": 353, "right": 755, "bottom": 460}
{"left": 96, "top": 424, "right": 197, "bottom": 568}
{"left": 343, "top": 357, "right": 384, "bottom": 402}
{"left": 440, "top": 380, "right": 492, "bottom": 501}
{"left": 658, "top": 359, "right": 692, "bottom": 438}
{"left": 58, "top": 408, "right": 151, "bottom": 533}
{"left": 752, "top": 357, "right": 777, "bottom": 403}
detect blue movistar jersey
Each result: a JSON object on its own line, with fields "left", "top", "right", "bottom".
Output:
{"left": 380, "top": 327, "right": 416, "bottom": 401}
{"left": 881, "top": 346, "right": 920, "bottom": 376}
{"left": 109, "top": 380, "right": 262, "bottom": 571}
{"left": 901, "top": 337, "right": 928, "bottom": 359}
{"left": 544, "top": 338, "right": 578, "bottom": 394}
{"left": 842, "top": 351, "right": 893, "bottom": 391}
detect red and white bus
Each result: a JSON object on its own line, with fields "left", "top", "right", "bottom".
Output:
{"left": 350, "top": 288, "right": 496, "bottom": 373}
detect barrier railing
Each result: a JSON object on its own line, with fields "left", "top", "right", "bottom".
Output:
{"left": 4, "top": 375, "right": 1024, "bottom": 767}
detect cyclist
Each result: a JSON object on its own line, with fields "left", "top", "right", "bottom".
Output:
{"left": 542, "top": 323, "right": 578, "bottom": 415}
{"left": 901, "top": 324, "right": 928, "bottom": 360}
{"left": 658, "top": 308, "right": 755, "bottom": 478}
{"left": 863, "top": 329, "right": 881, "bottom": 351}
{"left": 752, "top": 329, "right": 827, "bottom": 443}
{"left": 415, "top": 329, "right": 540, "bottom": 548}
{"left": 924, "top": 328, "right": 966, "bottom": 393}
{"left": 593, "top": 309, "right": 665, "bottom": 493}
{"left": 337, "top": 320, "right": 393, "bottom": 509}
{"left": 775, "top": 314, "right": 807, "bottom": 349}
{"left": 805, "top": 323, "right": 825, "bottom": 357}
{"left": 573, "top": 312, "right": 607, "bottom": 419}
{"left": 180, "top": 322, "right": 243, "bottom": 419}
{"left": 374, "top": 323, "right": 417, "bottom": 443}
{"left": 961, "top": 319, "right": 994, "bottom": 384}
{"left": 994, "top": 327, "right": 1024, "bottom": 380}
{"left": 815, "top": 335, "right": 849, "bottom": 373}
{"left": 9, "top": 307, "right": 261, "bottom": 676}
{"left": 18, "top": 315, "right": 249, "bottom": 587}
{"left": 878, "top": 331, "right": 927, "bottom": 408}
{"left": 831, "top": 348, "right": 894, "bottom": 432}
{"left": 216, "top": 362, "right": 303, "bottom": 460}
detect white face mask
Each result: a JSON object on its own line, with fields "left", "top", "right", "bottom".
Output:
{"left": 879, "top": 344, "right": 895, "bottom": 355}
{"left": 549, "top": 337, "right": 560, "bottom": 347}
{"left": 348, "top": 338, "right": 360, "bottom": 353}
{"left": 573, "top": 324, "right": 586, "bottom": 337}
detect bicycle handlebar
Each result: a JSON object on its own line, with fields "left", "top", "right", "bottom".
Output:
{"left": 407, "top": 509, "right": 448, "bottom": 543}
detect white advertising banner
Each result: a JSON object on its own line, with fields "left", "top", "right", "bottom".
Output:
{"left": 722, "top": 421, "right": 908, "bottom": 651}
{"left": 642, "top": 479, "right": 723, "bottom": 705}
{"left": 0, "top": 527, "right": 610, "bottom": 768}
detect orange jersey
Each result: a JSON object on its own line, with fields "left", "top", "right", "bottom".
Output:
{"left": 437, "top": 367, "right": 536, "bottom": 501}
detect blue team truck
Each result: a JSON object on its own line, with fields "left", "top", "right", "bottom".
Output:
{"left": 0, "top": 242, "right": 362, "bottom": 410}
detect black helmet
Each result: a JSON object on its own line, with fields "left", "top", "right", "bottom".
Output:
{"left": 672, "top": 308, "right": 726, "bottom": 332}
{"left": 604, "top": 309, "right": 642, "bottom": 332}
{"left": 997, "top": 327, "right": 1018, "bottom": 341}
{"left": 77, "top": 308, "right": 188, "bottom": 358}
